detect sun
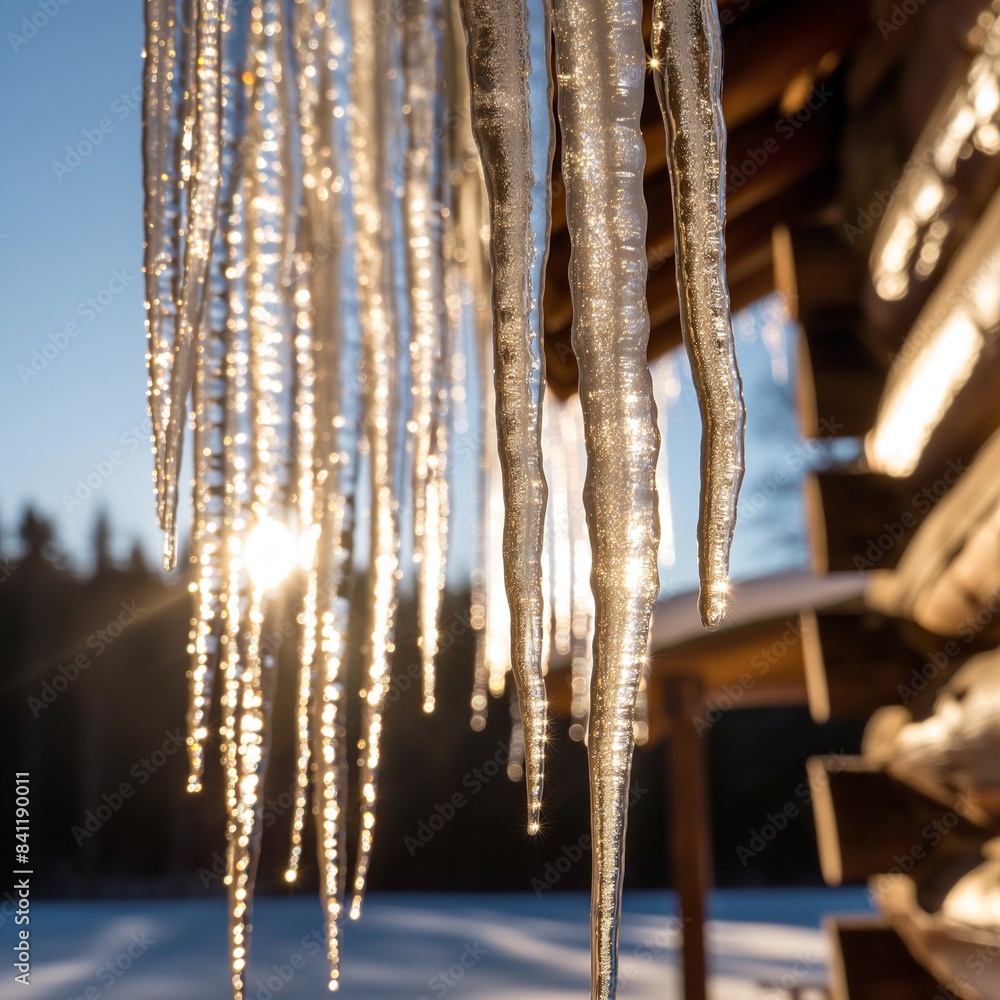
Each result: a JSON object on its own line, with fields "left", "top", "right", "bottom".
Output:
{"left": 243, "top": 517, "right": 297, "bottom": 593}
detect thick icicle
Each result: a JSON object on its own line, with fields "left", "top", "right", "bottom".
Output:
{"left": 459, "top": 0, "right": 553, "bottom": 831}
{"left": 348, "top": 0, "right": 401, "bottom": 920}
{"left": 162, "top": 0, "right": 226, "bottom": 568}
{"left": 551, "top": 1, "right": 660, "bottom": 998}
{"left": 651, "top": 0, "right": 744, "bottom": 630}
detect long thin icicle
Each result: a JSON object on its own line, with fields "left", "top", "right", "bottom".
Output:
{"left": 652, "top": 0, "right": 744, "bottom": 630}
{"left": 142, "top": 0, "right": 178, "bottom": 520}
{"left": 284, "top": 0, "right": 328, "bottom": 889}
{"left": 348, "top": 0, "right": 401, "bottom": 919}
{"left": 162, "top": 0, "right": 226, "bottom": 568}
{"left": 230, "top": 0, "right": 289, "bottom": 994}
{"left": 402, "top": 0, "right": 448, "bottom": 711}
{"left": 551, "top": 1, "right": 660, "bottom": 997}
{"left": 561, "top": 395, "right": 594, "bottom": 743}
{"left": 460, "top": 0, "right": 554, "bottom": 834}
{"left": 285, "top": 252, "right": 317, "bottom": 882}
{"left": 186, "top": 18, "right": 243, "bottom": 794}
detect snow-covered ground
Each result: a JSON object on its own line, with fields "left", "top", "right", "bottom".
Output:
{"left": 32, "top": 889, "right": 871, "bottom": 1000}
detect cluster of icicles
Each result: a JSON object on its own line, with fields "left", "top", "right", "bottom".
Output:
{"left": 141, "top": 0, "right": 744, "bottom": 996}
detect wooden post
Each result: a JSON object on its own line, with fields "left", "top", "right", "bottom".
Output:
{"left": 665, "top": 674, "right": 711, "bottom": 1000}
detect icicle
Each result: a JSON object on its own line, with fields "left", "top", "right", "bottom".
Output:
{"left": 231, "top": 600, "right": 280, "bottom": 1000}
{"left": 633, "top": 662, "right": 649, "bottom": 746}
{"left": 651, "top": 0, "right": 744, "bottom": 630}
{"left": 348, "top": 0, "right": 401, "bottom": 920}
{"left": 449, "top": 106, "right": 496, "bottom": 730}
{"left": 227, "top": 0, "right": 290, "bottom": 994}
{"left": 185, "top": 270, "right": 225, "bottom": 793}
{"left": 420, "top": 32, "right": 470, "bottom": 712}
{"left": 545, "top": 402, "right": 572, "bottom": 657}
{"left": 402, "top": 0, "right": 449, "bottom": 709}
{"left": 651, "top": 355, "right": 679, "bottom": 573}
{"left": 483, "top": 418, "right": 511, "bottom": 698}
{"left": 551, "top": 0, "right": 660, "bottom": 997}
{"left": 186, "top": 14, "right": 244, "bottom": 794}
{"left": 507, "top": 690, "right": 526, "bottom": 782}
{"left": 161, "top": 0, "right": 227, "bottom": 569}
{"left": 291, "top": 0, "right": 358, "bottom": 985}
{"left": 312, "top": 547, "right": 350, "bottom": 992}
{"left": 218, "top": 172, "right": 250, "bottom": 897}
{"left": 469, "top": 213, "right": 496, "bottom": 731}
{"left": 142, "top": 0, "right": 179, "bottom": 520}
{"left": 285, "top": 256, "right": 317, "bottom": 883}
{"left": 283, "top": 0, "right": 329, "bottom": 886}
{"left": 459, "top": 0, "right": 553, "bottom": 831}
{"left": 561, "top": 395, "right": 594, "bottom": 743}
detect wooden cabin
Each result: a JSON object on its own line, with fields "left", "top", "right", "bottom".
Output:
{"left": 541, "top": 2, "right": 1000, "bottom": 997}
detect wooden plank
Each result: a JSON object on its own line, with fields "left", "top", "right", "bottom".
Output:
{"left": 807, "top": 756, "right": 989, "bottom": 887}
{"left": 544, "top": 105, "right": 841, "bottom": 366}
{"left": 802, "top": 611, "right": 930, "bottom": 723}
{"left": 827, "top": 917, "right": 951, "bottom": 1000}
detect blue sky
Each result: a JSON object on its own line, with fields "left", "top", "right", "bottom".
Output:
{"left": 0, "top": 0, "right": 809, "bottom": 593}
{"left": 1, "top": 0, "right": 154, "bottom": 564}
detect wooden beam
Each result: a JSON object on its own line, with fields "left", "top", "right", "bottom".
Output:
{"left": 802, "top": 611, "right": 933, "bottom": 723}
{"left": 827, "top": 918, "right": 950, "bottom": 1000}
{"left": 665, "top": 676, "right": 711, "bottom": 1000}
{"left": 545, "top": 106, "right": 841, "bottom": 343}
{"left": 807, "top": 755, "right": 989, "bottom": 886}
{"left": 544, "top": 166, "right": 838, "bottom": 396}
{"left": 548, "top": 0, "right": 869, "bottom": 234}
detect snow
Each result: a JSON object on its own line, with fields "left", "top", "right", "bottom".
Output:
{"left": 33, "top": 888, "right": 871, "bottom": 999}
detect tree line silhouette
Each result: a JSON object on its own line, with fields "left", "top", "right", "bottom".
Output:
{"left": 0, "top": 507, "right": 863, "bottom": 899}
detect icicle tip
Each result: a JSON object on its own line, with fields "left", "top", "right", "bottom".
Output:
{"left": 698, "top": 578, "right": 729, "bottom": 631}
